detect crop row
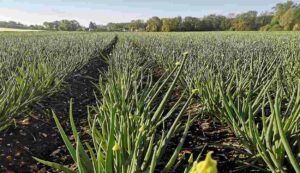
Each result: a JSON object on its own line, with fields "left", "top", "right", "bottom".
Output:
{"left": 0, "top": 32, "right": 115, "bottom": 130}
{"left": 1, "top": 32, "right": 299, "bottom": 172}
{"left": 117, "top": 32, "right": 300, "bottom": 172}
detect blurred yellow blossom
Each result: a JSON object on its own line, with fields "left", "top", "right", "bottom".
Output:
{"left": 112, "top": 143, "right": 120, "bottom": 151}
{"left": 192, "top": 89, "right": 199, "bottom": 95}
{"left": 183, "top": 51, "right": 189, "bottom": 56}
{"left": 188, "top": 153, "right": 194, "bottom": 164}
{"left": 139, "top": 124, "right": 145, "bottom": 133}
{"left": 189, "top": 151, "right": 217, "bottom": 173}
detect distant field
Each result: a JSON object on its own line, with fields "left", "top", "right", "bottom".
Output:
{"left": 0, "top": 27, "right": 41, "bottom": 32}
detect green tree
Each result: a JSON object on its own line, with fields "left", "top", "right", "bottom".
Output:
{"left": 203, "top": 15, "right": 218, "bottom": 30}
{"left": 279, "top": 7, "right": 300, "bottom": 30}
{"left": 256, "top": 13, "right": 273, "bottom": 30}
{"left": 270, "top": 1, "right": 295, "bottom": 27}
{"left": 107, "top": 22, "right": 129, "bottom": 31}
{"left": 232, "top": 19, "right": 251, "bottom": 31}
{"left": 173, "top": 16, "right": 183, "bottom": 31}
{"left": 89, "top": 21, "right": 97, "bottom": 31}
{"left": 70, "top": 20, "right": 81, "bottom": 31}
{"left": 161, "top": 16, "right": 183, "bottom": 32}
{"left": 182, "top": 16, "right": 199, "bottom": 31}
{"left": 273, "top": 1, "right": 295, "bottom": 20}
{"left": 259, "top": 24, "right": 272, "bottom": 31}
{"left": 200, "top": 15, "right": 231, "bottom": 31}
{"left": 56, "top": 20, "right": 82, "bottom": 31}
{"left": 161, "top": 18, "right": 172, "bottom": 32}
{"left": 58, "top": 20, "right": 72, "bottom": 31}
{"left": 52, "top": 21, "right": 60, "bottom": 30}
{"left": 293, "top": 23, "right": 300, "bottom": 30}
{"left": 129, "top": 20, "right": 146, "bottom": 32}
{"left": 269, "top": 24, "right": 283, "bottom": 31}
{"left": 219, "top": 16, "right": 232, "bottom": 30}
{"left": 146, "top": 16, "right": 162, "bottom": 32}
{"left": 231, "top": 11, "right": 258, "bottom": 31}
{"left": 43, "top": 22, "right": 53, "bottom": 30}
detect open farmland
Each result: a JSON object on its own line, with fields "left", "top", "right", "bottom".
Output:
{"left": 0, "top": 32, "right": 299, "bottom": 173}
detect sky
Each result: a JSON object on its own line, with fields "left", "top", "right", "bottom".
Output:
{"left": 0, "top": 0, "right": 299, "bottom": 26}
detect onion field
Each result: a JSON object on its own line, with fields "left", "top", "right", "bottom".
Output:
{"left": 0, "top": 32, "right": 299, "bottom": 173}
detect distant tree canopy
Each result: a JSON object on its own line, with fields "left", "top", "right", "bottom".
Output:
{"left": 121, "top": 1, "right": 300, "bottom": 32}
{"left": 0, "top": 21, "right": 30, "bottom": 29}
{"left": 1, "top": 1, "right": 300, "bottom": 32}
{"left": 162, "top": 17, "right": 182, "bottom": 31}
{"left": 43, "top": 20, "right": 84, "bottom": 31}
{"left": 146, "top": 16, "right": 162, "bottom": 32}
{"left": 261, "top": 0, "right": 300, "bottom": 31}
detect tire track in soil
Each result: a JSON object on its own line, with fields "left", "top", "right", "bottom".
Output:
{"left": 0, "top": 36, "right": 118, "bottom": 173}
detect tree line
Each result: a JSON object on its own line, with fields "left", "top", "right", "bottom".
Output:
{"left": 1, "top": 1, "right": 299, "bottom": 32}
{"left": 89, "top": 1, "right": 300, "bottom": 32}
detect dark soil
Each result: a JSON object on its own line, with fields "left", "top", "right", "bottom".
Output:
{"left": 159, "top": 101, "right": 261, "bottom": 173}
{"left": 0, "top": 36, "right": 260, "bottom": 173}
{"left": 0, "top": 36, "right": 118, "bottom": 173}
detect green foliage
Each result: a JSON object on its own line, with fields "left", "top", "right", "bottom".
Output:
{"left": 161, "top": 18, "right": 181, "bottom": 32}
{"left": 161, "top": 18, "right": 172, "bottom": 32}
{"left": 35, "top": 39, "right": 197, "bottom": 172}
{"left": 0, "top": 32, "right": 114, "bottom": 130}
{"left": 232, "top": 11, "right": 258, "bottom": 31}
{"left": 293, "top": 23, "right": 300, "bottom": 30}
{"left": 146, "top": 16, "right": 162, "bottom": 32}
{"left": 129, "top": 20, "right": 146, "bottom": 32}
{"left": 201, "top": 73, "right": 300, "bottom": 172}
{"left": 263, "top": 1, "right": 300, "bottom": 31}
{"left": 269, "top": 24, "right": 283, "bottom": 31}
{"left": 114, "top": 32, "right": 300, "bottom": 172}
{"left": 2, "top": 31, "right": 299, "bottom": 172}
{"left": 232, "top": 18, "right": 252, "bottom": 31}
{"left": 43, "top": 20, "right": 83, "bottom": 31}
{"left": 259, "top": 24, "right": 271, "bottom": 31}
{"left": 279, "top": 7, "right": 300, "bottom": 30}
{"left": 273, "top": 0, "right": 296, "bottom": 20}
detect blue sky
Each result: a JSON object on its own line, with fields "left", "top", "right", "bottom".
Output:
{"left": 0, "top": 0, "right": 298, "bottom": 26}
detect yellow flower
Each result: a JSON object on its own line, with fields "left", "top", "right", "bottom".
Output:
{"left": 139, "top": 125, "right": 145, "bottom": 133}
{"left": 183, "top": 51, "right": 189, "bottom": 56}
{"left": 192, "top": 89, "right": 199, "bottom": 95}
{"left": 189, "top": 151, "right": 218, "bottom": 173}
{"left": 188, "top": 153, "right": 194, "bottom": 164}
{"left": 175, "top": 61, "right": 181, "bottom": 66}
{"left": 112, "top": 143, "right": 120, "bottom": 151}
{"left": 129, "top": 113, "right": 133, "bottom": 119}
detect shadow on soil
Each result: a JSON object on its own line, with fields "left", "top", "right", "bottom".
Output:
{"left": 0, "top": 36, "right": 118, "bottom": 173}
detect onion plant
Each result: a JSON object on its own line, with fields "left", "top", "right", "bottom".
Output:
{"left": 200, "top": 70, "right": 300, "bottom": 172}
{"left": 116, "top": 32, "right": 300, "bottom": 172}
{"left": 0, "top": 32, "right": 114, "bottom": 130}
{"left": 34, "top": 48, "right": 198, "bottom": 172}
